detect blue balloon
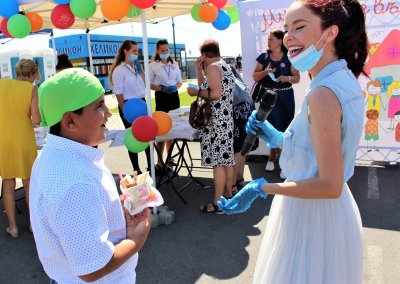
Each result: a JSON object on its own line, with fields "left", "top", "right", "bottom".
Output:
{"left": 54, "top": 0, "right": 71, "bottom": 4}
{"left": 212, "top": 10, "right": 231, "bottom": 31}
{"left": 123, "top": 98, "right": 148, "bottom": 124}
{"left": 0, "top": 0, "right": 19, "bottom": 18}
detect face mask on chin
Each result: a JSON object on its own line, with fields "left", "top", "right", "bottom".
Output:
{"left": 288, "top": 30, "right": 329, "bottom": 72}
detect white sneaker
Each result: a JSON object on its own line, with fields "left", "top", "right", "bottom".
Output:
{"left": 265, "top": 161, "right": 275, "bottom": 172}
{"left": 280, "top": 170, "right": 287, "bottom": 180}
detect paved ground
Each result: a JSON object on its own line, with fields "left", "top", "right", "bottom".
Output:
{"left": 1, "top": 95, "right": 399, "bottom": 283}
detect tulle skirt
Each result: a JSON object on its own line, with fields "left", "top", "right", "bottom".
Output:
{"left": 253, "top": 183, "right": 363, "bottom": 284}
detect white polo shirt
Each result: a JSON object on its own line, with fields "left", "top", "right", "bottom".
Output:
{"left": 30, "top": 134, "right": 138, "bottom": 283}
{"left": 149, "top": 60, "right": 182, "bottom": 87}
{"left": 112, "top": 63, "right": 145, "bottom": 100}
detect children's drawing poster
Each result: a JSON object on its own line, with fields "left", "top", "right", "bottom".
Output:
{"left": 239, "top": 0, "right": 400, "bottom": 162}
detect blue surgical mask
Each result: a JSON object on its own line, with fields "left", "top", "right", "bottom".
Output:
{"left": 129, "top": 54, "right": 138, "bottom": 62}
{"left": 288, "top": 30, "right": 328, "bottom": 72}
{"left": 268, "top": 72, "right": 278, "bottom": 82}
{"left": 159, "top": 54, "right": 170, "bottom": 60}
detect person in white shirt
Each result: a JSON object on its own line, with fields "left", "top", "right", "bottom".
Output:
{"left": 149, "top": 39, "right": 183, "bottom": 169}
{"left": 109, "top": 40, "right": 151, "bottom": 174}
{"left": 30, "top": 68, "right": 152, "bottom": 283}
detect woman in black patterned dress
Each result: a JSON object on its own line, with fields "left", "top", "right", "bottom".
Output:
{"left": 187, "top": 39, "right": 235, "bottom": 213}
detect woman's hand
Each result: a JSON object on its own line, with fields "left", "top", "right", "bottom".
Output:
{"left": 196, "top": 56, "right": 205, "bottom": 70}
{"left": 265, "top": 63, "right": 276, "bottom": 74}
{"left": 187, "top": 87, "right": 198, "bottom": 97}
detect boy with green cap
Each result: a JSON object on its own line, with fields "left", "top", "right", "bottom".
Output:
{"left": 30, "top": 68, "right": 152, "bottom": 283}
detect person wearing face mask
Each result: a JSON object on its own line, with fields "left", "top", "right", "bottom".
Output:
{"left": 252, "top": 30, "right": 300, "bottom": 179}
{"left": 0, "top": 59, "right": 42, "bottom": 238}
{"left": 109, "top": 40, "right": 151, "bottom": 174}
{"left": 149, "top": 39, "right": 183, "bottom": 170}
{"left": 219, "top": 0, "right": 368, "bottom": 283}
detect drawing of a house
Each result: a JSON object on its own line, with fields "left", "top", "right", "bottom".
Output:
{"left": 364, "top": 29, "right": 400, "bottom": 120}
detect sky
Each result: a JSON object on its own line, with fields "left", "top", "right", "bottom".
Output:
{"left": 0, "top": 14, "right": 243, "bottom": 58}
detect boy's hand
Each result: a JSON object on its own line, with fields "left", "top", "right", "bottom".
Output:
{"left": 124, "top": 208, "right": 152, "bottom": 250}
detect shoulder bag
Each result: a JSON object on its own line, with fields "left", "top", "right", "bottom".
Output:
{"left": 189, "top": 89, "right": 212, "bottom": 130}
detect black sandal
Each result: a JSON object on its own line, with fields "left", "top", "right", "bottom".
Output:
{"left": 200, "top": 203, "right": 223, "bottom": 214}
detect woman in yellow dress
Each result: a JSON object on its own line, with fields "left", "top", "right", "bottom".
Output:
{"left": 0, "top": 59, "right": 41, "bottom": 238}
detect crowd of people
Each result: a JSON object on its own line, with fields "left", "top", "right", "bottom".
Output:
{"left": 0, "top": 0, "right": 368, "bottom": 282}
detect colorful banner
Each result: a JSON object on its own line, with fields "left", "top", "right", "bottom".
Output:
{"left": 239, "top": 0, "right": 400, "bottom": 162}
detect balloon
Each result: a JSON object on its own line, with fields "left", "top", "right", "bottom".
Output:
{"left": 131, "top": 116, "right": 158, "bottom": 142}
{"left": 208, "top": 0, "right": 228, "bottom": 10}
{"left": 0, "top": 0, "right": 18, "bottom": 18}
{"left": 225, "top": 7, "right": 240, "bottom": 24}
{"left": 51, "top": 4, "right": 75, "bottom": 29}
{"left": 70, "top": 0, "right": 97, "bottom": 19}
{"left": 124, "top": 129, "right": 149, "bottom": 153}
{"left": 101, "top": 0, "right": 130, "bottom": 21}
{"left": 191, "top": 4, "right": 201, "bottom": 22}
{"left": 7, "top": 14, "right": 31, "bottom": 39}
{"left": 25, "top": 12, "right": 43, "bottom": 32}
{"left": 54, "top": 0, "right": 71, "bottom": 4}
{"left": 199, "top": 3, "right": 218, "bottom": 23}
{"left": 123, "top": 98, "right": 148, "bottom": 124}
{"left": 127, "top": 4, "right": 141, "bottom": 18}
{"left": 152, "top": 111, "right": 172, "bottom": 136}
{"left": 1, "top": 18, "right": 13, "bottom": 38}
{"left": 212, "top": 10, "right": 231, "bottom": 31}
{"left": 130, "top": 0, "right": 157, "bottom": 10}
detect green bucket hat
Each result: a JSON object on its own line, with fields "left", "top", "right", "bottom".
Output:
{"left": 38, "top": 68, "right": 105, "bottom": 127}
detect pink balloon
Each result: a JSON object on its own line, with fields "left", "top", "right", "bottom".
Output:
{"left": 208, "top": 0, "right": 228, "bottom": 10}
{"left": 131, "top": 116, "right": 158, "bottom": 142}
{"left": 130, "top": 0, "right": 157, "bottom": 9}
{"left": 51, "top": 4, "right": 75, "bottom": 29}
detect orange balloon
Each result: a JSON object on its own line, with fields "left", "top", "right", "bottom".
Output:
{"left": 25, "top": 12, "right": 43, "bottom": 32}
{"left": 199, "top": 3, "right": 218, "bottom": 23}
{"left": 101, "top": 0, "right": 130, "bottom": 21}
{"left": 152, "top": 111, "right": 173, "bottom": 136}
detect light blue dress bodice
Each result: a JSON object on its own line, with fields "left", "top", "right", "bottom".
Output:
{"left": 279, "top": 59, "right": 364, "bottom": 182}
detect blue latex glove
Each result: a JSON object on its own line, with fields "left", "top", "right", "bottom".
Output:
{"left": 160, "top": 85, "right": 178, "bottom": 94}
{"left": 246, "top": 110, "right": 284, "bottom": 148}
{"left": 134, "top": 60, "right": 143, "bottom": 74}
{"left": 218, "top": 178, "right": 268, "bottom": 214}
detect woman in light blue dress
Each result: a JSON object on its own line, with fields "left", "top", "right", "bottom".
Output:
{"left": 218, "top": 0, "right": 368, "bottom": 283}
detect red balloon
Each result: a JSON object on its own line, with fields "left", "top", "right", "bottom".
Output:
{"left": 130, "top": 0, "right": 157, "bottom": 9}
{"left": 51, "top": 4, "right": 75, "bottom": 29}
{"left": 208, "top": 0, "right": 228, "bottom": 10}
{"left": 1, "top": 18, "right": 13, "bottom": 38}
{"left": 131, "top": 116, "right": 158, "bottom": 142}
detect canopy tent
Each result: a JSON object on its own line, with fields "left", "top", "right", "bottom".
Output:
{"left": 1, "top": 0, "right": 234, "bottom": 29}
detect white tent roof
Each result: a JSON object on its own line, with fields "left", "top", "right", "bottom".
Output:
{"left": 0, "top": 0, "right": 234, "bottom": 31}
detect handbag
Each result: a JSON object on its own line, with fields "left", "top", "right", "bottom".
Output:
{"left": 250, "top": 80, "right": 268, "bottom": 103}
{"left": 189, "top": 90, "right": 212, "bottom": 130}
